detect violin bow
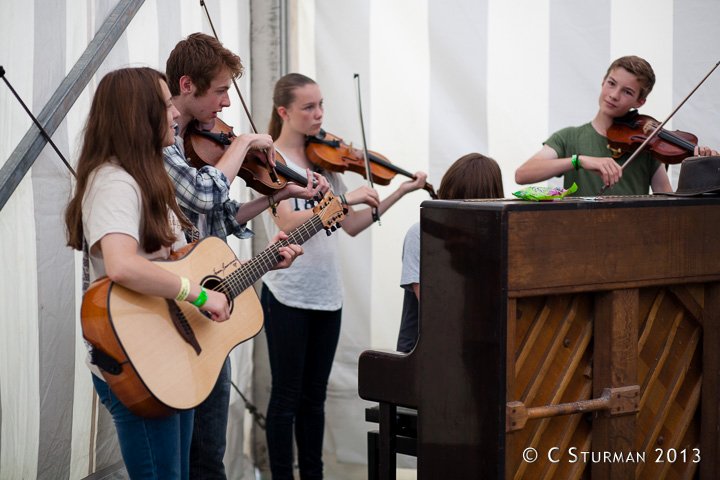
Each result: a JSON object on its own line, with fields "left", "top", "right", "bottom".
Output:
{"left": 353, "top": 73, "right": 380, "bottom": 224}
{"left": 199, "top": 0, "right": 279, "bottom": 184}
{"left": 599, "top": 59, "right": 720, "bottom": 195}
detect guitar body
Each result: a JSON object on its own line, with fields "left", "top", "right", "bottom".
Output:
{"left": 81, "top": 236, "right": 263, "bottom": 418}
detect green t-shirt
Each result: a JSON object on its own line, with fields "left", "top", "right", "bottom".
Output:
{"left": 544, "top": 123, "right": 662, "bottom": 196}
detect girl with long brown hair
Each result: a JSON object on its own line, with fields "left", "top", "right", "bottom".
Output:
{"left": 65, "top": 67, "right": 228, "bottom": 479}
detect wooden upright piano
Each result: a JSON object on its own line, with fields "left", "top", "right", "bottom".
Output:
{"left": 359, "top": 196, "right": 720, "bottom": 479}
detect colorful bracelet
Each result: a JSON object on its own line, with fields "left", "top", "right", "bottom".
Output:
{"left": 571, "top": 154, "right": 582, "bottom": 171}
{"left": 191, "top": 287, "right": 208, "bottom": 308}
{"left": 175, "top": 276, "right": 190, "bottom": 302}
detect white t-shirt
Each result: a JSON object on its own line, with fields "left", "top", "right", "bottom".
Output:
{"left": 257, "top": 152, "right": 347, "bottom": 311}
{"left": 81, "top": 161, "right": 186, "bottom": 378}
{"left": 82, "top": 162, "right": 186, "bottom": 281}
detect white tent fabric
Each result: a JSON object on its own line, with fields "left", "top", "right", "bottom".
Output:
{"left": 2, "top": 0, "right": 720, "bottom": 479}
{"left": 301, "top": 0, "right": 720, "bottom": 472}
{"left": 1, "top": 1, "right": 256, "bottom": 478}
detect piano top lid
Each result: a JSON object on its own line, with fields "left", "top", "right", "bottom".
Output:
{"left": 420, "top": 194, "right": 720, "bottom": 213}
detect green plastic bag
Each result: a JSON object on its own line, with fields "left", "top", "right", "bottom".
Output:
{"left": 512, "top": 182, "right": 578, "bottom": 201}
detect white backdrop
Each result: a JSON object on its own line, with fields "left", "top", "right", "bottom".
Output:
{"left": 289, "top": 0, "right": 720, "bottom": 473}
{"left": 1, "top": 0, "right": 720, "bottom": 479}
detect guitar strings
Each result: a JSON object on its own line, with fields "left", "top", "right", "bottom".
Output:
{"left": 216, "top": 216, "right": 325, "bottom": 297}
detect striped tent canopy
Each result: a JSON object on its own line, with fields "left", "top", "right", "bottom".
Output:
{"left": 1, "top": 0, "right": 719, "bottom": 478}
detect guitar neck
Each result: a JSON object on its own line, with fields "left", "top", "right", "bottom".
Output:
{"left": 220, "top": 214, "right": 326, "bottom": 298}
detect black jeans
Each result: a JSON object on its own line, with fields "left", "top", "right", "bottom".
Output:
{"left": 262, "top": 285, "right": 342, "bottom": 480}
{"left": 189, "top": 357, "right": 231, "bottom": 479}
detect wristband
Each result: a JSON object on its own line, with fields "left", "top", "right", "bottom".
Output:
{"left": 191, "top": 287, "right": 208, "bottom": 308}
{"left": 339, "top": 194, "right": 348, "bottom": 206}
{"left": 571, "top": 154, "right": 582, "bottom": 170}
{"left": 175, "top": 276, "right": 190, "bottom": 302}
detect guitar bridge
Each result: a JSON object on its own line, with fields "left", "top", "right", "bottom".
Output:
{"left": 165, "top": 299, "right": 203, "bottom": 355}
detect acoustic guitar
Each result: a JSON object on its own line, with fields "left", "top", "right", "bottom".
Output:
{"left": 81, "top": 192, "right": 345, "bottom": 417}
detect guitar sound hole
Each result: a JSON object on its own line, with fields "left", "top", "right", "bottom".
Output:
{"left": 200, "top": 275, "right": 234, "bottom": 314}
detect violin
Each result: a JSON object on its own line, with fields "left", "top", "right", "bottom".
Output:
{"left": 183, "top": 118, "right": 311, "bottom": 195}
{"left": 305, "top": 130, "right": 438, "bottom": 199}
{"left": 607, "top": 110, "right": 697, "bottom": 164}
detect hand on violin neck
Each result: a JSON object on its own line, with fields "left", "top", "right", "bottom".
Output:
{"left": 398, "top": 171, "right": 428, "bottom": 194}
{"left": 278, "top": 170, "right": 330, "bottom": 202}
{"left": 694, "top": 145, "right": 719, "bottom": 157}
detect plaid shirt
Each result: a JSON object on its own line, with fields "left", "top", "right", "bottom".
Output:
{"left": 163, "top": 136, "right": 253, "bottom": 242}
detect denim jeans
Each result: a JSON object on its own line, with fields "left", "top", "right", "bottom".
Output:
{"left": 189, "top": 357, "right": 231, "bottom": 479}
{"left": 92, "top": 374, "right": 194, "bottom": 479}
{"left": 261, "top": 285, "right": 342, "bottom": 480}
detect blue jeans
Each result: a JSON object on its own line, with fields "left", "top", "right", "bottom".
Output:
{"left": 189, "top": 357, "right": 231, "bottom": 479}
{"left": 261, "top": 285, "right": 342, "bottom": 480}
{"left": 92, "top": 374, "right": 194, "bottom": 479}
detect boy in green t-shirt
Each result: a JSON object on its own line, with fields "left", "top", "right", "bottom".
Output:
{"left": 515, "top": 55, "right": 716, "bottom": 196}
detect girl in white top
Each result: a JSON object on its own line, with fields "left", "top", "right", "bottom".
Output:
{"left": 64, "top": 68, "right": 299, "bottom": 479}
{"left": 260, "top": 72, "right": 427, "bottom": 480}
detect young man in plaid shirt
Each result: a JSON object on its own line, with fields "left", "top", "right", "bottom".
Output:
{"left": 163, "top": 33, "right": 327, "bottom": 479}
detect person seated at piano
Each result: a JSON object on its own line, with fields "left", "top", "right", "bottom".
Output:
{"left": 64, "top": 67, "right": 236, "bottom": 479}
{"left": 396, "top": 153, "right": 504, "bottom": 353}
{"left": 514, "top": 55, "right": 717, "bottom": 196}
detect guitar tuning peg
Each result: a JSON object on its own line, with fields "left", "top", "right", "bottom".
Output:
{"left": 336, "top": 222, "right": 342, "bottom": 229}
{"left": 330, "top": 225, "right": 337, "bottom": 232}
{"left": 326, "top": 229, "right": 332, "bottom": 236}
{"left": 342, "top": 207, "right": 348, "bottom": 214}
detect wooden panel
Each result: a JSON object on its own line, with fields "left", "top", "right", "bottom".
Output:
{"left": 507, "top": 294, "right": 594, "bottom": 480}
{"left": 507, "top": 206, "right": 720, "bottom": 295}
{"left": 700, "top": 283, "right": 720, "bottom": 480}
{"left": 634, "top": 287, "right": 702, "bottom": 479}
{"left": 507, "top": 286, "right": 704, "bottom": 479}
{"left": 592, "top": 289, "right": 638, "bottom": 480}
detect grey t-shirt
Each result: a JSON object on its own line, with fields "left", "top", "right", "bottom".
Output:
{"left": 82, "top": 162, "right": 185, "bottom": 378}
{"left": 83, "top": 162, "right": 185, "bottom": 281}
{"left": 400, "top": 222, "right": 420, "bottom": 289}
{"left": 397, "top": 222, "right": 420, "bottom": 353}
{"left": 259, "top": 152, "right": 348, "bottom": 311}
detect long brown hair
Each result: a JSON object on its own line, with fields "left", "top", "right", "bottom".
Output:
{"left": 268, "top": 73, "right": 317, "bottom": 140}
{"left": 65, "top": 67, "right": 190, "bottom": 253}
{"left": 438, "top": 153, "right": 504, "bottom": 200}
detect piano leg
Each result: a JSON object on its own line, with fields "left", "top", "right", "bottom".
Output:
{"left": 368, "top": 430, "right": 379, "bottom": 480}
{"left": 379, "top": 402, "right": 397, "bottom": 480}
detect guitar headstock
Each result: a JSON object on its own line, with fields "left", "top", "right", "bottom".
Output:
{"left": 313, "top": 192, "right": 346, "bottom": 234}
